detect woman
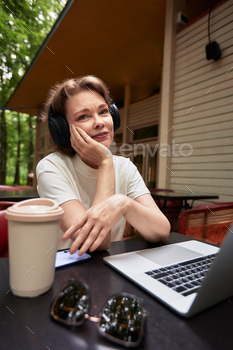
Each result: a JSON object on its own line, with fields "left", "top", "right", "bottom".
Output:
{"left": 36, "top": 75, "right": 170, "bottom": 256}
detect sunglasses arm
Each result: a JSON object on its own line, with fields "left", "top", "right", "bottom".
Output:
{"left": 84, "top": 313, "right": 100, "bottom": 323}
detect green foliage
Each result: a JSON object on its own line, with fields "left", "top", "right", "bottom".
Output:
{"left": 0, "top": 0, "right": 67, "bottom": 104}
{"left": 5, "top": 111, "right": 37, "bottom": 184}
{"left": 0, "top": 0, "right": 67, "bottom": 184}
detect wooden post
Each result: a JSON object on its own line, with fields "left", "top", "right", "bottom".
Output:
{"left": 122, "top": 84, "right": 131, "bottom": 144}
{"left": 157, "top": 0, "right": 185, "bottom": 188}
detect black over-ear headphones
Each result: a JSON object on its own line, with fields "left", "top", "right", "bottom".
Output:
{"left": 48, "top": 104, "right": 120, "bottom": 146}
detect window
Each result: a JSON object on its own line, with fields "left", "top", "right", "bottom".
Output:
{"left": 133, "top": 125, "right": 158, "bottom": 141}
{"left": 133, "top": 155, "right": 143, "bottom": 177}
{"left": 131, "top": 143, "right": 157, "bottom": 188}
{"left": 147, "top": 150, "right": 157, "bottom": 188}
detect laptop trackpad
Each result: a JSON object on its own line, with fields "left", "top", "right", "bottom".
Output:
{"left": 137, "top": 245, "right": 203, "bottom": 266}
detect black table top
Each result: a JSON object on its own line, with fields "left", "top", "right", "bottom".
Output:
{"left": 0, "top": 233, "right": 232, "bottom": 350}
{"left": 150, "top": 191, "right": 219, "bottom": 201}
{"left": 0, "top": 189, "right": 38, "bottom": 202}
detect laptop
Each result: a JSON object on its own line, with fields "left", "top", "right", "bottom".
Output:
{"left": 103, "top": 225, "right": 233, "bottom": 317}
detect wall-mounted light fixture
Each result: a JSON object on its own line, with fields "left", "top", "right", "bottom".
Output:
{"left": 205, "top": 6, "right": 221, "bottom": 60}
{"left": 177, "top": 11, "right": 189, "bottom": 27}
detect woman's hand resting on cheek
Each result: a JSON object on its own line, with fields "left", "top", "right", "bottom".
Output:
{"left": 62, "top": 194, "right": 130, "bottom": 256}
{"left": 69, "top": 124, "right": 112, "bottom": 167}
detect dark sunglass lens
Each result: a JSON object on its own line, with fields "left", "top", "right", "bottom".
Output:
{"left": 52, "top": 281, "right": 90, "bottom": 325}
{"left": 100, "top": 294, "right": 145, "bottom": 344}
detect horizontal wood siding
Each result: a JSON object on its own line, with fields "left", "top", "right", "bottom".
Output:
{"left": 170, "top": 0, "right": 233, "bottom": 203}
{"left": 115, "top": 93, "right": 160, "bottom": 135}
{"left": 129, "top": 94, "right": 160, "bottom": 129}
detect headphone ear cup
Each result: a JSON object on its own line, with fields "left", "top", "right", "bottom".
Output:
{"left": 48, "top": 105, "right": 71, "bottom": 146}
{"left": 109, "top": 104, "right": 120, "bottom": 131}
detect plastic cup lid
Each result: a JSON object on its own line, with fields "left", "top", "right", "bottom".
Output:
{"left": 5, "top": 198, "right": 64, "bottom": 222}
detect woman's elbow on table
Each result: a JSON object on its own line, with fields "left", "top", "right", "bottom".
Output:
{"left": 159, "top": 216, "right": 171, "bottom": 243}
{"left": 127, "top": 195, "right": 171, "bottom": 244}
{"left": 144, "top": 214, "right": 170, "bottom": 244}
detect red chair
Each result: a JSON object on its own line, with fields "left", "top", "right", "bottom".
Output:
{"left": 0, "top": 210, "right": 9, "bottom": 258}
{"left": 0, "top": 185, "right": 23, "bottom": 191}
{"left": 178, "top": 202, "right": 233, "bottom": 245}
{"left": 0, "top": 201, "right": 16, "bottom": 210}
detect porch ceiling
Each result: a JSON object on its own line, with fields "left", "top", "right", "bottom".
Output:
{"left": 6, "top": 0, "right": 220, "bottom": 115}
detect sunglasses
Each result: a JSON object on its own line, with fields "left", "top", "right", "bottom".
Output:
{"left": 50, "top": 279, "right": 147, "bottom": 347}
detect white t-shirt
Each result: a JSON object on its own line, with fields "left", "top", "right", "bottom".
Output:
{"left": 36, "top": 152, "right": 149, "bottom": 249}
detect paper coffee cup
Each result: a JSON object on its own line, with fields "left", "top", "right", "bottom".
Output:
{"left": 5, "top": 198, "right": 64, "bottom": 297}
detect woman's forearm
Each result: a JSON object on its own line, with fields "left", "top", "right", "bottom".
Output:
{"left": 91, "top": 157, "right": 115, "bottom": 249}
{"left": 92, "top": 157, "right": 115, "bottom": 205}
{"left": 123, "top": 196, "right": 170, "bottom": 243}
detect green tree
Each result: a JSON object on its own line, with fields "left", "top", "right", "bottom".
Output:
{"left": 0, "top": 0, "right": 67, "bottom": 184}
{"left": 27, "top": 115, "right": 34, "bottom": 185}
{"left": 5, "top": 111, "right": 36, "bottom": 184}
{"left": 14, "top": 112, "right": 21, "bottom": 185}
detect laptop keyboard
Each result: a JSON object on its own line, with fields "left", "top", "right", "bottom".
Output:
{"left": 145, "top": 253, "right": 217, "bottom": 296}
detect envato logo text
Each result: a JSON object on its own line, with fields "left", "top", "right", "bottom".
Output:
{"left": 109, "top": 140, "right": 193, "bottom": 158}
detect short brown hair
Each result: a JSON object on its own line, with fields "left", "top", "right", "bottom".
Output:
{"left": 40, "top": 75, "right": 112, "bottom": 156}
